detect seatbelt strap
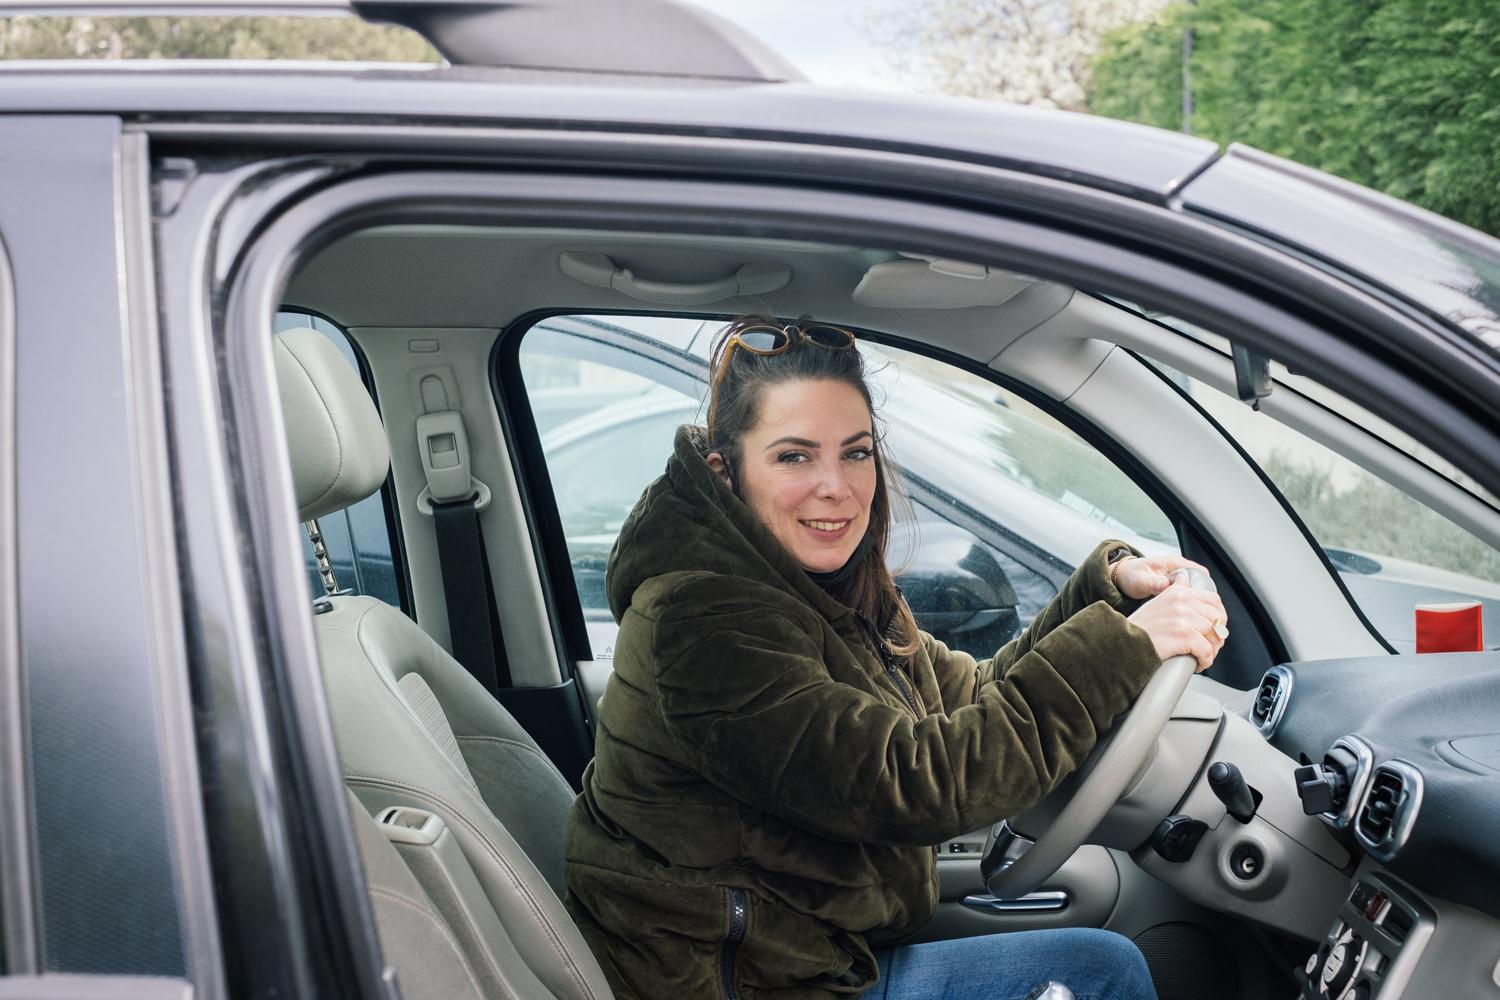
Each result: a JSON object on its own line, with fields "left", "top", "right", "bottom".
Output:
{"left": 416, "top": 373, "right": 511, "bottom": 695}
{"left": 431, "top": 499, "right": 505, "bottom": 695}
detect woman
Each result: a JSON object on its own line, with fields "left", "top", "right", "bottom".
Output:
{"left": 565, "top": 317, "right": 1229, "bottom": 1000}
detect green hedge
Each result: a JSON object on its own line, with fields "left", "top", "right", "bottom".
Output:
{"left": 1092, "top": 0, "right": 1500, "bottom": 236}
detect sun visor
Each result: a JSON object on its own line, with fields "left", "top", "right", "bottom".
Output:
{"left": 851, "top": 256, "right": 1035, "bottom": 309}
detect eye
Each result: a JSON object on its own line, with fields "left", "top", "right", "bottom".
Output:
{"left": 844, "top": 446, "right": 874, "bottom": 461}
{"left": 777, "top": 450, "right": 810, "bottom": 464}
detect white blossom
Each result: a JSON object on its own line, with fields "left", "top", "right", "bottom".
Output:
{"left": 870, "top": 0, "right": 1172, "bottom": 112}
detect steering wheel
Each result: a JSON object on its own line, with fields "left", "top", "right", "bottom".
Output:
{"left": 981, "top": 567, "right": 1214, "bottom": 900}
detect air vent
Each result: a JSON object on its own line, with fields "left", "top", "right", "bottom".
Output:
{"left": 1298, "top": 737, "right": 1372, "bottom": 828}
{"left": 1252, "top": 666, "right": 1293, "bottom": 736}
{"left": 1355, "top": 762, "right": 1424, "bottom": 861}
{"left": 1360, "top": 774, "right": 1400, "bottom": 841}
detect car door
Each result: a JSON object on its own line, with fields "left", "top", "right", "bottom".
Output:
{"left": 181, "top": 140, "right": 1500, "bottom": 1000}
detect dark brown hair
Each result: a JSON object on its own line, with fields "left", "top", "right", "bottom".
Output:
{"left": 704, "top": 315, "right": 920, "bottom": 665}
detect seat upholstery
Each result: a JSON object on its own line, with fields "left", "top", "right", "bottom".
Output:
{"left": 320, "top": 595, "right": 576, "bottom": 898}
{"left": 347, "top": 789, "right": 489, "bottom": 1000}
{"left": 274, "top": 327, "right": 611, "bottom": 1000}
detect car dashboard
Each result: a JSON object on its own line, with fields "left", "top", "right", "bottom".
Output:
{"left": 1254, "top": 651, "right": 1500, "bottom": 998}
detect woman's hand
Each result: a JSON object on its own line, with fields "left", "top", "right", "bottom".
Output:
{"left": 1124, "top": 566, "right": 1229, "bottom": 672}
{"left": 1115, "top": 554, "right": 1210, "bottom": 600}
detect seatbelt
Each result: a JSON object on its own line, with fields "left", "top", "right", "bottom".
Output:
{"left": 416, "top": 374, "right": 511, "bottom": 696}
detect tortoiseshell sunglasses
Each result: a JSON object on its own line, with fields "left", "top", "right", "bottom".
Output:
{"left": 712, "top": 322, "right": 858, "bottom": 393}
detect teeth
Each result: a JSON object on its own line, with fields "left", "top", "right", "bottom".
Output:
{"left": 805, "top": 520, "right": 849, "bottom": 531}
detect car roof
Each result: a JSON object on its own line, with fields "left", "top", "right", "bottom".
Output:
{"left": 0, "top": 63, "right": 1219, "bottom": 202}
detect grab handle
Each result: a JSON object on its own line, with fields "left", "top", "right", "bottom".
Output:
{"left": 559, "top": 252, "right": 790, "bottom": 305}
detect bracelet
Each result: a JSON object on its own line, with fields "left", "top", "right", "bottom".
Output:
{"left": 1109, "top": 554, "right": 1136, "bottom": 590}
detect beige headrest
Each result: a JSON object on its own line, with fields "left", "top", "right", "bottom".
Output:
{"left": 275, "top": 327, "right": 390, "bottom": 522}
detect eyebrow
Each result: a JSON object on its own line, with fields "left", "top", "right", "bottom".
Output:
{"left": 764, "top": 430, "right": 873, "bottom": 450}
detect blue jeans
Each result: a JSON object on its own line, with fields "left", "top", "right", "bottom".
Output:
{"left": 869, "top": 928, "right": 1157, "bottom": 1000}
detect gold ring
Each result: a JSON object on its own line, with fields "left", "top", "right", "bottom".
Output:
{"left": 1205, "top": 617, "right": 1228, "bottom": 641}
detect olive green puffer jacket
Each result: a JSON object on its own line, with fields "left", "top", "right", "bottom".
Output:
{"left": 564, "top": 427, "right": 1162, "bottom": 1000}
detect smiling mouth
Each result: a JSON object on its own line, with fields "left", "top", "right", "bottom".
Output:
{"left": 802, "top": 519, "right": 850, "bottom": 531}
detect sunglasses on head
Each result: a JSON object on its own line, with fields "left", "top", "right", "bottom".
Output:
{"left": 709, "top": 322, "right": 859, "bottom": 441}
{"left": 724, "top": 322, "right": 858, "bottom": 356}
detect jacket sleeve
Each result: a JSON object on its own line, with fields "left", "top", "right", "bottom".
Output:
{"left": 930, "top": 539, "right": 1149, "bottom": 712}
{"left": 649, "top": 557, "right": 1161, "bottom": 848}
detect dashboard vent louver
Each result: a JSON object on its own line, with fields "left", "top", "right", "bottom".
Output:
{"left": 1252, "top": 666, "right": 1292, "bottom": 737}
{"left": 1359, "top": 773, "right": 1401, "bottom": 842}
{"left": 1355, "top": 761, "right": 1424, "bottom": 862}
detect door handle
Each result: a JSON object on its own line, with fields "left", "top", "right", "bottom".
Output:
{"left": 961, "top": 890, "right": 1068, "bottom": 913}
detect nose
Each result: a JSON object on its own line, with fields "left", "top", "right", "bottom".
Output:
{"left": 816, "top": 461, "right": 853, "bottom": 503}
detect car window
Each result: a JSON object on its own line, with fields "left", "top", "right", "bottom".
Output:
{"left": 275, "top": 312, "right": 403, "bottom": 610}
{"left": 517, "top": 315, "right": 1177, "bottom": 662}
{"left": 1143, "top": 352, "right": 1500, "bottom": 653}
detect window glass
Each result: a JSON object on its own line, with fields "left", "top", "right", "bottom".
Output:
{"left": 1129, "top": 304, "right": 1500, "bottom": 507}
{"left": 518, "top": 316, "right": 1176, "bottom": 662}
{"left": 275, "top": 312, "right": 402, "bottom": 609}
{"left": 1144, "top": 354, "right": 1500, "bottom": 653}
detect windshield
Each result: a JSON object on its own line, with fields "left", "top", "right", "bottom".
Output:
{"left": 1129, "top": 328, "right": 1500, "bottom": 653}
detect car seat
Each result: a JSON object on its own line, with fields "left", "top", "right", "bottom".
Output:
{"left": 274, "top": 326, "right": 612, "bottom": 1000}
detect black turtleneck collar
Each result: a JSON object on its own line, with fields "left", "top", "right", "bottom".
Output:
{"left": 805, "top": 531, "right": 878, "bottom": 590}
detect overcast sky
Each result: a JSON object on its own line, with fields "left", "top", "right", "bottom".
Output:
{"left": 687, "top": 0, "right": 915, "bottom": 91}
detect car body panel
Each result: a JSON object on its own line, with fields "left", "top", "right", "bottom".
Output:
{"left": 0, "top": 64, "right": 1221, "bottom": 201}
{"left": 1181, "top": 144, "right": 1500, "bottom": 356}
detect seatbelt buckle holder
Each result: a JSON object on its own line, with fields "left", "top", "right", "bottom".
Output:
{"left": 415, "top": 411, "right": 493, "bottom": 516}
{"left": 417, "top": 410, "right": 475, "bottom": 503}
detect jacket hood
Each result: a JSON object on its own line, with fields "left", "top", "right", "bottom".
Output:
{"left": 605, "top": 425, "right": 851, "bottom": 624}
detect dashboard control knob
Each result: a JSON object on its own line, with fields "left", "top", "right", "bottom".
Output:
{"left": 1151, "top": 814, "right": 1208, "bottom": 863}
{"left": 1306, "top": 942, "right": 1329, "bottom": 978}
{"left": 1321, "top": 932, "right": 1365, "bottom": 999}
{"left": 1209, "top": 761, "right": 1260, "bottom": 823}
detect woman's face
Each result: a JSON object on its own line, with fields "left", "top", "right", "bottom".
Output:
{"left": 709, "top": 378, "right": 878, "bottom": 573}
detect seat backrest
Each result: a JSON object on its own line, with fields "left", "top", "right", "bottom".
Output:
{"left": 274, "top": 327, "right": 611, "bottom": 1000}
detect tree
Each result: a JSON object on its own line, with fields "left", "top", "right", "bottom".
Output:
{"left": 0, "top": 15, "right": 439, "bottom": 61}
{"left": 869, "top": 0, "right": 1171, "bottom": 111}
{"left": 1092, "top": 0, "right": 1500, "bottom": 236}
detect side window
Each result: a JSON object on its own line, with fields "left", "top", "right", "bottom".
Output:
{"left": 274, "top": 312, "right": 403, "bottom": 609}
{"left": 517, "top": 316, "right": 1178, "bottom": 662}
{"left": 1148, "top": 357, "right": 1500, "bottom": 654}
{"left": 874, "top": 344, "right": 1176, "bottom": 652}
